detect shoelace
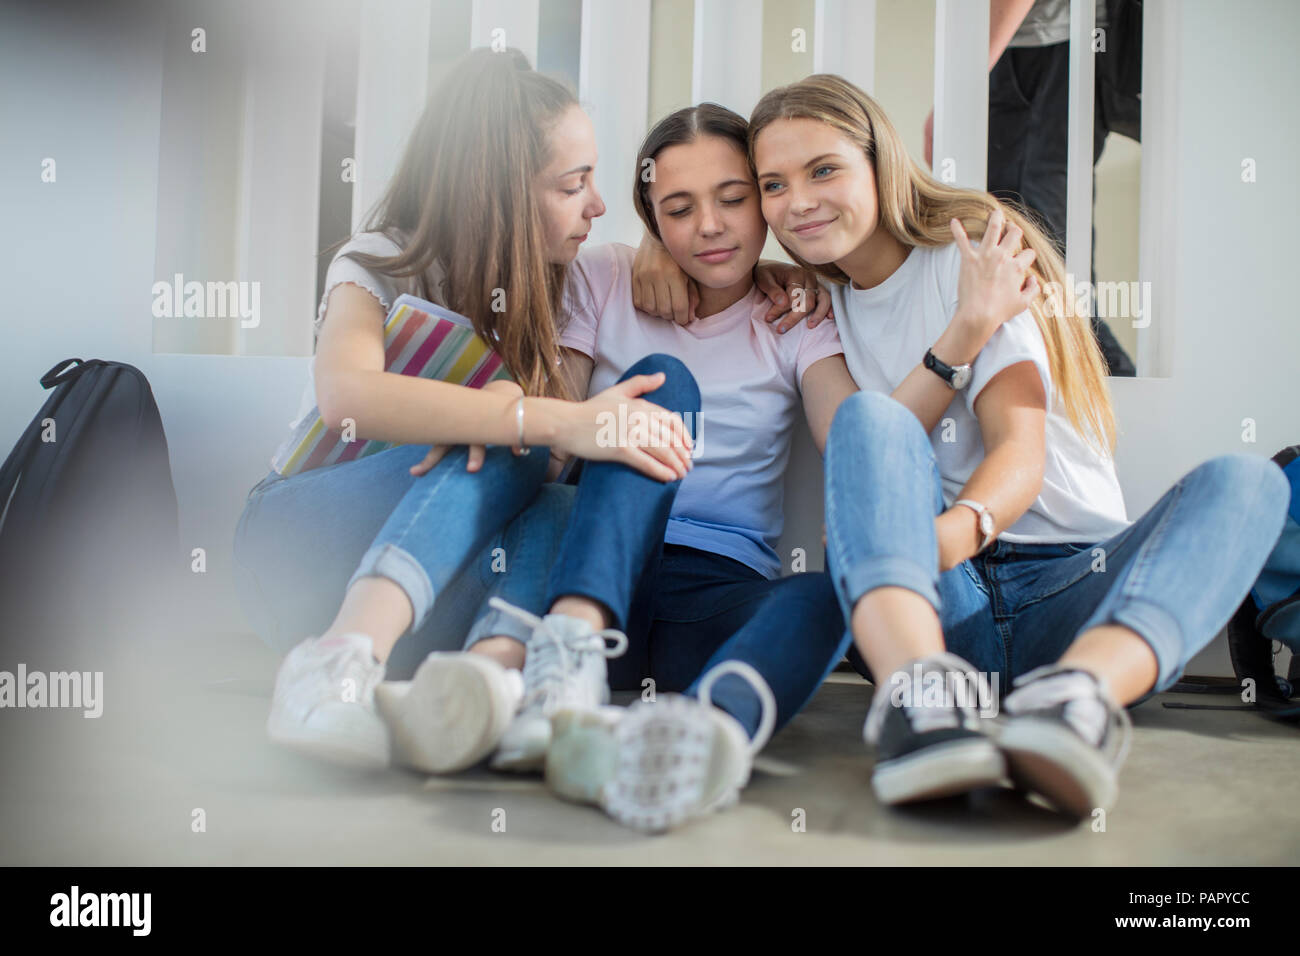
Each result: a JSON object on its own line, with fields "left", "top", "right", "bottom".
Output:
{"left": 1005, "top": 666, "right": 1133, "bottom": 768}
{"left": 310, "top": 635, "right": 383, "bottom": 705}
{"left": 488, "top": 597, "right": 628, "bottom": 712}
{"left": 865, "top": 652, "right": 985, "bottom": 742}
{"left": 696, "top": 659, "right": 778, "bottom": 756}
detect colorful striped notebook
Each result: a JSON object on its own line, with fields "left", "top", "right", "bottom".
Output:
{"left": 270, "top": 293, "right": 511, "bottom": 476}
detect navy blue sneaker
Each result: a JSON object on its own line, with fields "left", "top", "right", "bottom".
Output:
{"left": 999, "top": 665, "right": 1132, "bottom": 817}
{"left": 864, "top": 653, "right": 1005, "bottom": 805}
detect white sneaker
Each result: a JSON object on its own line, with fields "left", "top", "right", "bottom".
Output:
{"left": 486, "top": 598, "right": 628, "bottom": 772}
{"left": 375, "top": 651, "right": 524, "bottom": 774}
{"left": 266, "top": 633, "right": 390, "bottom": 770}
{"left": 546, "top": 660, "right": 777, "bottom": 833}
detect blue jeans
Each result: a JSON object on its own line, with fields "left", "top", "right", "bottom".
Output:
{"left": 824, "top": 390, "right": 1291, "bottom": 695}
{"left": 232, "top": 442, "right": 574, "bottom": 680}
{"left": 541, "top": 353, "right": 852, "bottom": 740}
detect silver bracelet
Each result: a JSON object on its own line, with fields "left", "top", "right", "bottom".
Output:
{"left": 514, "top": 395, "right": 530, "bottom": 455}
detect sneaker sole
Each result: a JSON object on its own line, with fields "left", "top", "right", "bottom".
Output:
{"left": 267, "top": 708, "right": 390, "bottom": 771}
{"left": 998, "top": 717, "right": 1117, "bottom": 818}
{"left": 545, "top": 708, "right": 622, "bottom": 804}
{"left": 599, "top": 697, "right": 729, "bottom": 833}
{"left": 871, "top": 737, "right": 1006, "bottom": 805}
{"left": 490, "top": 737, "right": 548, "bottom": 773}
{"left": 376, "top": 654, "right": 513, "bottom": 774}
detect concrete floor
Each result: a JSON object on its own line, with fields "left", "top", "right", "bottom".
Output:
{"left": 2, "top": 626, "right": 1297, "bottom": 866}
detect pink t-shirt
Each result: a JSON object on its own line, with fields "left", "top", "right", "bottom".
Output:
{"left": 560, "top": 242, "right": 844, "bottom": 578}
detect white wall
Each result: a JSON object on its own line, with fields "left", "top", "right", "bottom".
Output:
{"left": 2, "top": 1, "right": 1296, "bottom": 676}
{"left": 0, "top": 1, "right": 309, "bottom": 637}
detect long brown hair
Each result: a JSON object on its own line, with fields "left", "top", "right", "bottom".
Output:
{"left": 749, "top": 74, "right": 1116, "bottom": 453}
{"left": 344, "top": 47, "right": 577, "bottom": 400}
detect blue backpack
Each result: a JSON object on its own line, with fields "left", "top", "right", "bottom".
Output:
{"left": 1227, "top": 444, "right": 1300, "bottom": 721}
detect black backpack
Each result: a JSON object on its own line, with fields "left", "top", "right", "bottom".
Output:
{"left": 0, "top": 359, "right": 181, "bottom": 666}
{"left": 1226, "top": 444, "right": 1300, "bottom": 722}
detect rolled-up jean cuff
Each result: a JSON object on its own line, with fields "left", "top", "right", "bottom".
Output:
{"left": 1093, "top": 598, "right": 1185, "bottom": 693}
{"left": 347, "top": 543, "right": 435, "bottom": 630}
{"left": 463, "top": 607, "right": 533, "bottom": 650}
{"left": 835, "top": 555, "right": 940, "bottom": 615}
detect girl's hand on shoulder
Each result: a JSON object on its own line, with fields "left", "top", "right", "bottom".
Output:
{"left": 945, "top": 207, "right": 1040, "bottom": 363}
{"left": 408, "top": 379, "right": 525, "bottom": 477}
{"left": 633, "top": 232, "right": 698, "bottom": 326}
{"left": 755, "top": 261, "right": 834, "bottom": 333}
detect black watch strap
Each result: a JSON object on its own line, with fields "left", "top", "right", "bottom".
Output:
{"left": 923, "top": 348, "right": 957, "bottom": 384}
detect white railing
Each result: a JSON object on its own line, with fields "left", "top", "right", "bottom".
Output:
{"left": 338, "top": 0, "right": 1170, "bottom": 374}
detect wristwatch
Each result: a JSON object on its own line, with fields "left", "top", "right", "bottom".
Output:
{"left": 923, "top": 348, "right": 972, "bottom": 390}
{"left": 953, "top": 499, "right": 996, "bottom": 553}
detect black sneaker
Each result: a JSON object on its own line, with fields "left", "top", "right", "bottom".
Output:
{"left": 999, "top": 665, "right": 1132, "bottom": 818}
{"left": 864, "top": 653, "right": 1005, "bottom": 805}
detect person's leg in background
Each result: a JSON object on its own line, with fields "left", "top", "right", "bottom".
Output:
{"left": 235, "top": 440, "right": 551, "bottom": 769}
{"left": 989, "top": 454, "right": 1290, "bottom": 817}
{"left": 986, "top": 41, "right": 1136, "bottom": 375}
{"left": 823, "top": 390, "right": 1006, "bottom": 808}
{"left": 488, "top": 352, "right": 702, "bottom": 771}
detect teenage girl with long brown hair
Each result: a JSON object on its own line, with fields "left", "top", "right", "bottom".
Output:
{"left": 234, "top": 48, "right": 698, "bottom": 771}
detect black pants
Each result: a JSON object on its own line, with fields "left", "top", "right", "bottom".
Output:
{"left": 987, "top": 41, "right": 1137, "bottom": 377}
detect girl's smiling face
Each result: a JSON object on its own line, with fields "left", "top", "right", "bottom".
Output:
{"left": 537, "top": 105, "right": 607, "bottom": 265}
{"left": 753, "top": 117, "right": 883, "bottom": 266}
{"left": 647, "top": 134, "right": 767, "bottom": 291}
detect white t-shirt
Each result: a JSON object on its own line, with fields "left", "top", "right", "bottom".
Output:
{"left": 560, "top": 242, "right": 845, "bottom": 578}
{"left": 828, "top": 241, "right": 1130, "bottom": 545}
{"left": 287, "top": 231, "right": 443, "bottom": 436}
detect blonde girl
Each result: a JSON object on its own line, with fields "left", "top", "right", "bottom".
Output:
{"left": 748, "top": 73, "right": 1287, "bottom": 817}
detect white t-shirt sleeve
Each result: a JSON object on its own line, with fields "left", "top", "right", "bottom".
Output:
{"left": 558, "top": 243, "right": 619, "bottom": 359}
{"left": 314, "top": 232, "right": 404, "bottom": 339}
{"left": 794, "top": 308, "right": 846, "bottom": 387}
{"left": 965, "top": 309, "right": 1055, "bottom": 415}
{"left": 933, "top": 240, "right": 1053, "bottom": 415}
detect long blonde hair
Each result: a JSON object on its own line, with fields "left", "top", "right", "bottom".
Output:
{"left": 343, "top": 47, "right": 576, "bottom": 400}
{"left": 749, "top": 73, "right": 1115, "bottom": 453}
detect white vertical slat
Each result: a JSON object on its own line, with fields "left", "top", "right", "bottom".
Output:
{"left": 932, "top": 0, "right": 989, "bottom": 190}
{"left": 1065, "top": 0, "right": 1096, "bottom": 289}
{"left": 1134, "top": 0, "right": 1177, "bottom": 378}
{"left": 579, "top": 0, "right": 651, "bottom": 247}
{"left": 691, "top": 0, "right": 763, "bottom": 117}
{"left": 352, "top": 0, "right": 433, "bottom": 230}
{"left": 471, "top": 0, "right": 540, "bottom": 64}
{"left": 233, "top": 44, "right": 326, "bottom": 356}
{"left": 813, "top": 0, "right": 876, "bottom": 94}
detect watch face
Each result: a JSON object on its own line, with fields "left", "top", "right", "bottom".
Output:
{"left": 952, "top": 365, "right": 972, "bottom": 390}
{"left": 979, "top": 512, "right": 994, "bottom": 536}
